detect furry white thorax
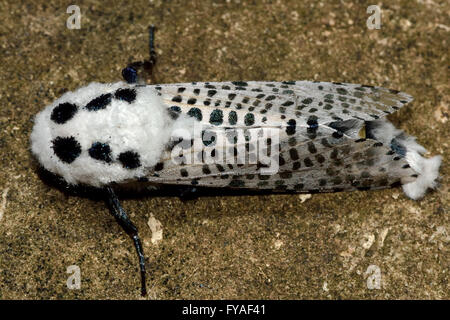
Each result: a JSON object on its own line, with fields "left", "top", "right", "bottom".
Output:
{"left": 31, "top": 82, "right": 194, "bottom": 187}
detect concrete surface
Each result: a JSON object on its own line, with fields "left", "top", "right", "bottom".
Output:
{"left": 0, "top": 0, "right": 448, "bottom": 299}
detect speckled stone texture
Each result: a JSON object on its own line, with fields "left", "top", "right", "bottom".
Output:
{"left": 0, "top": 0, "right": 448, "bottom": 299}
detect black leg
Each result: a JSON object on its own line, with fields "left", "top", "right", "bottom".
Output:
{"left": 122, "top": 25, "right": 157, "bottom": 84}
{"left": 105, "top": 186, "right": 147, "bottom": 296}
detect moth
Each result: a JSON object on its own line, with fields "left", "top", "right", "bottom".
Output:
{"left": 30, "top": 26, "right": 442, "bottom": 296}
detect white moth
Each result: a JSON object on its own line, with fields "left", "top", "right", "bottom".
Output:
{"left": 29, "top": 27, "right": 442, "bottom": 296}
{"left": 31, "top": 80, "right": 441, "bottom": 199}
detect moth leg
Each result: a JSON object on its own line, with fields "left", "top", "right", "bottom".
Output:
{"left": 105, "top": 186, "right": 147, "bottom": 296}
{"left": 122, "top": 25, "right": 157, "bottom": 84}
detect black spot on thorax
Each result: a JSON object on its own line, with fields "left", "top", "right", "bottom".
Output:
{"left": 51, "top": 103, "right": 78, "bottom": 124}
{"left": 52, "top": 136, "right": 81, "bottom": 163}
{"left": 88, "top": 142, "right": 112, "bottom": 163}
{"left": 115, "top": 88, "right": 137, "bottom": 103}
{"left": 118, "top": 151, "right": 141, "bottom": 169}
{"left": 85, "top": 93, "right": 112, "bottom": 111}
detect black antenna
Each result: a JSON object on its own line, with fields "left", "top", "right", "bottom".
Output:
{"left": 148, "top": 25, "right": 157, "bottom": 67}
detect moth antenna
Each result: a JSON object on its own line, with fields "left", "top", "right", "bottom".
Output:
{"left": 105, "top": 186, "right": 147, "bottom": 296}
{"left": 148, "top": 25, "right": 157, "bottom": 66}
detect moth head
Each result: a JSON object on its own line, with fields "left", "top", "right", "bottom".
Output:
{"left": 30, "top": 82, "right": 173, "bottom": 187}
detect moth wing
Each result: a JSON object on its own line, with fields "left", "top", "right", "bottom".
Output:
{"left": 143, "top": 125, "right": 416, "bottom": 192}
{"left": 141, "top": 81, "right": 416, "bottom": 191}
{"left": 153, "top": 81, "right": 413, "bottom": 126}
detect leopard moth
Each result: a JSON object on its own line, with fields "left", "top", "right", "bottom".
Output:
{"left": 31, "top": 80, "right": 441, "bottom": 200}
{"left": 30, "top": 27, "right": 442, "bottom": 297}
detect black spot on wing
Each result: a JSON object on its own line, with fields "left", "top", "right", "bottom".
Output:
{"left": 172, "top": 95, "right": 182, "bottom": 103}
{"left": 304, "top": 158, "right": 314, "bottom": 167}
{"left": 207, "top": 90, "right": 217, "bottom": 97}
{"left": 228, "top": 111, "right": 238, "bottom": 125}
{"left": 307, "top": 115, "right": 318, "bottom": 138}
{"left": 52, "top": 136, "right": 81, "bottom": 163}
{"left": 282, "top": 101, "right": 294, "bottom": 106}
{"left": 336, "top": 88, "right": 348, "bottom": 95}
{"left": 187, "top": 98, "right": 197, "bottom": 105}
{"left": 168, "top": 106, "right": 181, "bottom": 119}
{"left": 187, "top": 108, "right": 203, "bottom": 121}
{"left": 231, "top": 81, "right": 248, "bottom": 87}
{"left": 51, "top": 103, "right": 78, "bottom": 124}
{"left": 286, "top": 119, "right": 296, "bottom": 135}
{"left": 244, "top": 113, "right": 255, "bottom": 126}
{"left": 228, "top": 93, "right": 237, "bottom": 100}
{"left": 209, "top": 109, "right": 223, "bottom": 125}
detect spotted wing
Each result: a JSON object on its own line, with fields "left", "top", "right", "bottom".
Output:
{"left": 140, "top": 81, "right": 416, "bottom": 192}
{"left": 153, "top": 80, "right": 412, "bottom": 126}
{"left": 143, "top": 127, "right": 416, "bottom": 192}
